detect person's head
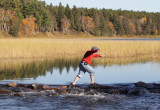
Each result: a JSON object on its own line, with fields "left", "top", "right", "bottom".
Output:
{"left": 91, "top": 46, "right": 100, "bottom": 52}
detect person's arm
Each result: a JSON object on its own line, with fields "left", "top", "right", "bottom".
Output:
{"left": 93, "top": 54, "right": 105, "bottom": 58}
{"left": 99, "top": 54, "right": 105, "bottom": 57}
{"left": 93, "top": 54, "right": 100, "bottom": 58}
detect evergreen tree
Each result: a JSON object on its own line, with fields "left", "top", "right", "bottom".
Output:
{"left": 57, "top": 2, "right": 65, "bottom": 29}
{"left": 122, "top": 17, "right": 131, "bottom": 35}
{"left": 99, "top": 12, "right": 108, "bottom": 36}
{"left": 90, "top": 8, "right": 99, "bottom": 36}
{"left": 135, "top": 21, "right": 141, "bottom": 35}
{"left": 69, "top": 10, "right": 75, "bottom": 29}
{"left": 9, "top": 18, "right": 20, "bottom": 37}
{"left": 143, "top": 17, "right": 151, "bottom": 35}
{"left": 112, "top": 15, "right": 125, "bottom": 35}
{"left": 72, "top": 5, "right": 81, "bottom": 32}
{"left": 65, "top": 4, "right": 71, "bottom": 18}
{"left": 0, "top": 0, "right": 160, "bottom": 37}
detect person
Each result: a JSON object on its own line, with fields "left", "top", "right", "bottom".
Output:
{"left": 68, "top": 46, "right": 105, "bottom": 88}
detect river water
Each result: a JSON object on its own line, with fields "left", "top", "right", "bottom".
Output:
{"left": 0, "top": 59, "right": 160, "bottom": 110}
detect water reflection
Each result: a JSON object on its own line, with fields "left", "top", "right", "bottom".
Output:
{"left": 0, "top": 57, "right": 80, "bottom": 80}
{"left": 0, "top": 57, "right": 160, "bottom": 84}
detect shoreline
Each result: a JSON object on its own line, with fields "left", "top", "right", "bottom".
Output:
{"left": 0, "top": 81, "right": 160, "bottom": 96}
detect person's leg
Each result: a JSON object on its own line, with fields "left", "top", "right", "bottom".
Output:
{"left": 71, "top": 63, "right": 85, "bottom": 85}
{"left": 72, "top": 76, "right": 80, "bottom": 85}
{"left": 90, "top": 74, "right": 94, "bottom": 84}
{"left": 83, "top": 64, "right": 95, "bottom": 84}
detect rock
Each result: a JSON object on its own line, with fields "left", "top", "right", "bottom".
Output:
{"left": 150, "top": 89, "right": 160, "bottom": 93}
{"left": 0, "top": 89, "right": 13, "bottom": 94}
{"left": 23, "top": 84, "right": 31, "bottom": 88}
{"left": 7, "top": 82, "right": 17, "bottom": 87}
{"left": 43, "top": 85, "right": 67, "bottom": 91}
{"left": 24, "top": 89, "right": 38, "bottom": 92}
{"left": 153, "top": 83, "right": 160, "bottom": 89}
{"left": 36, "top": 85, "right": 44, "bottom": 89}
{"left": 41, "top": 85, "right": 49, "bottom": 89}
{"left": 109, "top": 89, "right": 120, "bottom": 94}
{"left": 57, "top": 89, "right": 67, "bottom": 94}
{"left": 13, "top": 93, "right": 22, "bottom": 96}
{"left": 119, "top": 87, "right": 129, "bottom": 95}
{"left": 27, "top": 84, "right": 37, "bottom": 89}
{"left": 127, "top": 88, "right": 148, "bottom": 96}
{"left": 135, "top": 81, "right": 154, "bottom": 89}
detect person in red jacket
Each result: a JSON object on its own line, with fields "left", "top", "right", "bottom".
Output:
{"left": 69, "top": 46, "right": 105, "bottom": 88}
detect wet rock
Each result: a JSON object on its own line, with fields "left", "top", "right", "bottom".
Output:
{"left": 13, "top": 93, "right": 22, "bottom": 96}
{"left": 27, "top": 84, "right": 37, "bottom": 89}
{"left": 9, "top": 87, "right": 23, "bottom": 92}
{"left": 56, "top": 89, "right": 67, "bottom": 94}
{"left": 36, "top": 85, "right": 45, "bottom": 90}
{"left": 85, "top": 91, "right": 95, "bottom": 95}
{"left": 67, "top": 88, "right": 85, "bottom": 94}
{"left": 135, "top": 81, "right": 154, "bottom": 89}
{"left": 51, "top": 93, "right": 58, "bottom": 96}
{"left": 150, "top": 89, "right": 160, "bottom": 93}
{"left": 7, "top": 82, "right": 17, "bottom": 87}
{"left": 0, "top": 89, "right": 13, "bottom": 94}
{"left": 108, "top": 89, "right": 120, "bottom": 94}
{"left": 119, "top": 87, "right": 129, "bottom": 95}
{"left": 127, "top": 88, "right": 149, "bottom": 96}
{"left": 153, "top": 83, "right": 160, "bottom": 89}
{"left": 43, "top": 85, "right": 67, "bottom": 91}
{"left": 91, "top": 85, "right": 116, "bottom": 89}
{"left": 41, "top": 85, "right": 50, "bottom": 89}
{"left": 24, "top": 89, "right": 38, "bottom": 92}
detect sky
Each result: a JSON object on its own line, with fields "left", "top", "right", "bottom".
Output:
{"left": 43, "top": 0, "right": 160, "bottom": 12}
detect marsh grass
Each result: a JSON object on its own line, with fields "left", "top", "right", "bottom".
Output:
{"left": 0, "top": 38, "right": 160, "bottom": 60}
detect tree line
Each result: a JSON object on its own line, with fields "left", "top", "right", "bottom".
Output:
{"left": 0, "top": 0, "right": 160, "bottom": 37}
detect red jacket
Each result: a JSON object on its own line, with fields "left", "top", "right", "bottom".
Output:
{"left": 81, "top": 50, "right": 101, "bottom": 65}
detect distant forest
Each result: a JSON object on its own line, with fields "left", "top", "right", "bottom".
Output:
{"left": 0, "top": 0, "right": 160, "bottom": 37}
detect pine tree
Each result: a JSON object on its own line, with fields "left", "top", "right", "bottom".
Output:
{"left": 143, "top": 17, "right": 151, "bottom": 35}
{"left": 57, "top": 2, "right": 65, "bottom": 30}
{"left": 72, "top": 5, "right": 81, "bottom": 32}
{"left": 65, "top": 4, "right": 70, "bottom": 18}
{"left": 112, "top": 15, "right": 125, "bottom": 35}
{"left": 91, "top": 8, "right": 99, "bottom": 36}
{"left": 9, "top": 17, "right": 20, "bottom": 37}
{"left": 122, "top": 17, "right": 131, "bottom": 35}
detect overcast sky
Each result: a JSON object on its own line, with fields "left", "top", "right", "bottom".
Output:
{"left": 43, "top": 0, "right": 160, "bottom": 12}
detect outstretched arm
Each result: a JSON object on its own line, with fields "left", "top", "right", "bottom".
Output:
{"left": 100, "top": 54, "right": 105, "bottom": 57}
{"left": 93, "top": 54, "right": 105, "bottom": 58}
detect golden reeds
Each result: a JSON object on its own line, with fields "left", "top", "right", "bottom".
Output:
{"left": 0, "top": 38, "right": 160, "bottom": 60}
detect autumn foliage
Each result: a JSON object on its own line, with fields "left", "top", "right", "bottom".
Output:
{"left": 81, "top": 16, "right": 95, "bottom": 34}
{"left": 61, "top": 18, "right": 70, "bottom": 35}
{"left": 0, "top": 0, "right": 160, "bottom": 37}
{"left": 0, "top": 8, "right": 15, "bottom": 34}
{"left": 20, "top": 16, "right": 37, "bottom": 36}
{"left": 129, "top": 22, "right": 136, "bottom": 34}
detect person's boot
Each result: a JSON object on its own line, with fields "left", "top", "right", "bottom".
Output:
{"left": 89, "top": 83, "right": 99, "bottom": 89}
{"left": 68, "top": 83, "right": 75, "bottom": 88}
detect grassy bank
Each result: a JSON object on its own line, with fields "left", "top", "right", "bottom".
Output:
{"left": 0, "top": 38, "right": 160, "bottom": 60}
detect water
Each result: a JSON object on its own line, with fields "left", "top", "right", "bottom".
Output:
{"left": 0, "top": 59, "right": 160, "bottom": 110}
{"left": 1, "top": 61, "right": 159, "bottom": 85}
{"left": 1, "top": 91, "right": 160, "bottom": 110}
